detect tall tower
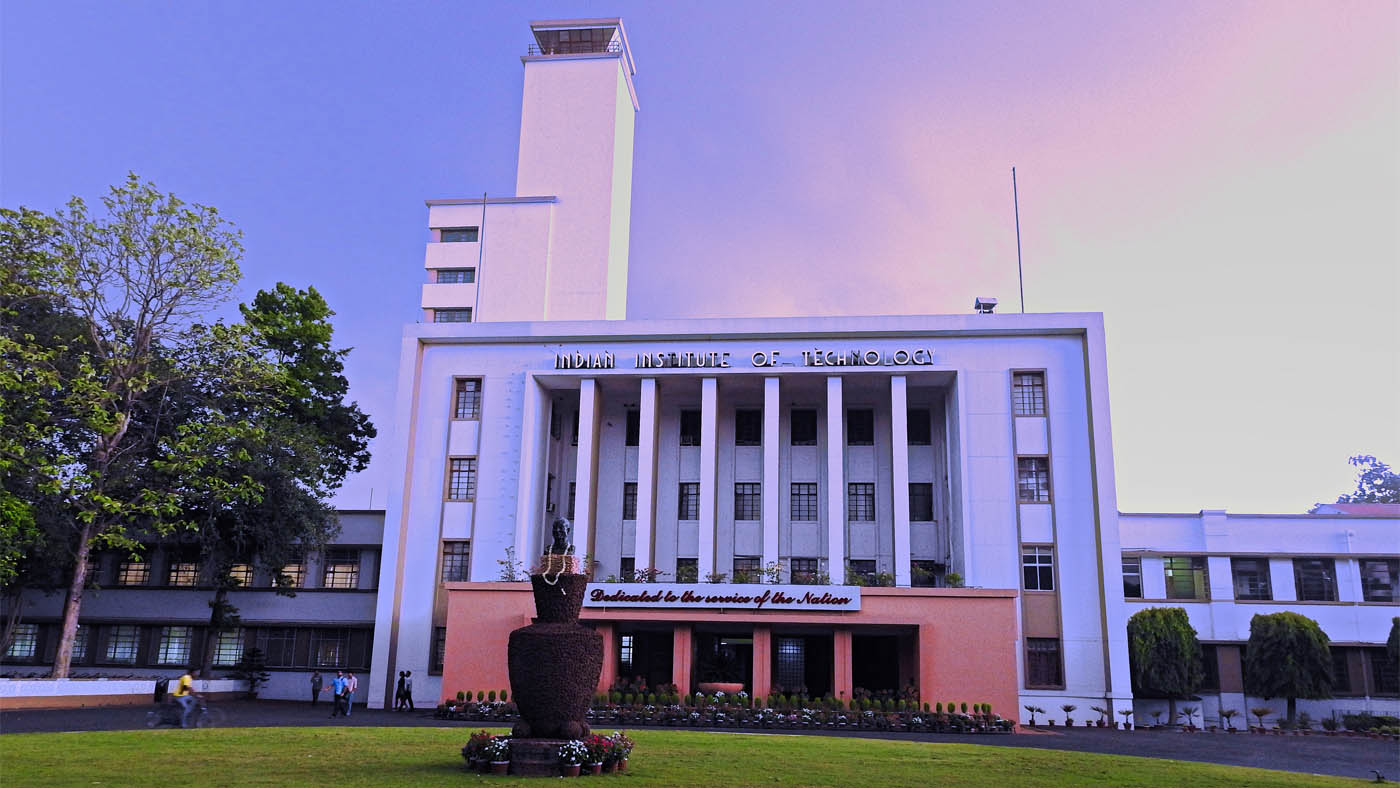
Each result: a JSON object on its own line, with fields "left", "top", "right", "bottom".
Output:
{"left": 420, "top": 19, "right": 637, "bottom": 323}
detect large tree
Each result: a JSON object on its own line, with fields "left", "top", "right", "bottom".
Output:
{"left": 1333, "top": 455, "right": 1400, "bottom": 504}
{"left": 1126, "top": 607, "right": 1204, "bottom": 726}
{"left": 1243, "top": 611, "right": 1331, "bottom": 724}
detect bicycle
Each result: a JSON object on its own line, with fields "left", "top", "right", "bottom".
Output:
{"left": 145, "top": 698, "right": 226, "bottom": 728}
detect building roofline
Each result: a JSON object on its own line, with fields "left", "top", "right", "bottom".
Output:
{"left": 425, "top": 195, "right": 557, "bottom": 207}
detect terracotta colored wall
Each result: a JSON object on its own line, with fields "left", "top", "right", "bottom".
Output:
{"left": 443, "top": 584, "right": 1018, "bottom": 717}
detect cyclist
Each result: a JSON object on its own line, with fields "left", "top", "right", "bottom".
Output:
{"left": 171, "top": 666, "right": 201, "bottom": 728}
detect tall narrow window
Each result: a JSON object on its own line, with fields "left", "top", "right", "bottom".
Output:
{"left": 1012, "top": 372, "right": 1046, "bottom": 416}
{"left": 1360, "top": 559, "right": 1399, "bottom": 602}
{"left": 431, "top": 627, "right": 447, "bottom": 674}
{"left": 433, "top": 308, "right": 472, "bottom": 323}
{"left": 167, "top": 552, "right": 199, "bottom": 586}
{"left": 1164, "top": 556, "right": 1208, "bottom": 600}
{"left": 567, "top": 482, "right": 577, "bottom": 520}
{"left": 790, "top": 558, "right": 819, "bottom": 584}
{"left": 322, "top": 549, "right": 361, "bottom": 589}
{"left": 679, "top": 410, "right": 701, "bottom": 446}
{"left": 71, "top": 625, "right": 90, "bottom": 662}
{"left": 847, "top": 483, "right": 875, "bottom": 521}
{"left": 776, "top": 637, "right": 805, "bottom": 689}
{"left": 622, "top": 483, "right": 638, "bottom": 520}
{"left": 441, "top": 541, "right": 471, "bottom": 582}
{"left": 624, "top": 409, "right": 640, "bottom": 446}
{"left": 790, "top": 483, "right": 818, "bottom": 521}
{"left": 446, "top": 458, "right": 477, "bottom": 501}
{"left": 278, "top": 554, "right": 306, "bottom": 588}
{"left": 156, "top": 626, "right": 193, "bottom": 665}
{"left": 907, "top": 409, "right": 931, "bottom": 445}
{"left": 436, "top": 268, "right": 475, "bottom": 283}
{"left": 790, "top": 409, "right": 817, "bottom": 446}
{"left": 677, "top": 483, "right": 700, "bottom": 520}
{"left": 1369, "top": 648, "right": 1400, "bottom": 695}
{"left": 453, "top": 378, "right": 482, "bottom": 419}
{"left": 227, "top": 563, "right": 253, "bottom": 587}
{"left": 1026, "top": 638, "right": 1063, "bottom": 687}
{"left": 105, "top": 626, "right": 140, "bottom": 664}
{"left": 619, "top": 557, "right": 635, "bottom": 582}
{"left": 312, "top": 629, "right": 349, "bottom": 668}
{"left": 1331, "top": 648, "right": 1352, "bottom": 694}
{"left": 1293, "top": 558, "right": 1337, "bottom": 602}
{"left": 1022, "top": 546, "right": 1054, "bottom": 591}
{"left": 734, "top": 409, "right": 762, "bottom": 446}
{"left": 846, "top": 409, "right": 874, "bottom": 446}
{"left": 619, "top": 634, "right": 634, "bottom": 674}
{"left": 439, "top": 227, "right": 479, "bottom": 242}
{"left": 908, "top": 483, "right": 934, "bottom": 521}
{"left": 1121, "top": 556, "right": 1143, "bottom": 598}
{"left": 676, "top": 557, "right": 698, "bottom": 583}
{"left": 734, "top": 483, "right": 761, "bottom": 520}
{"left": 571, "top": 410, "right": 580, "bottom": 446}
{"left": 1231, "top": 558, "right": 1272, "bottom": 600}
{"left": 1016, "top": 457, "right": 1051, "bottom": 502}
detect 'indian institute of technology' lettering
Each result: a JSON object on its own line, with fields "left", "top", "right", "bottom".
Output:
{"left": 800, "top": 348, "right": 935, "bottom": 367}
{"left": 554, "top": 351, "right": 616, "bottom": 369}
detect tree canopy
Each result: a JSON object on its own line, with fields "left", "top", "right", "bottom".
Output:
{"left": 1242, "top": 611, "right": 1331, "bottom": 723}
{"left": 1333, "top": 455, "right": 1400, "bottom": 504}
{"left": 1126, "top": 607, "right": 1204, "bottom": 725}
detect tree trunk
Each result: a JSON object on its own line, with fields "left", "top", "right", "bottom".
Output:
{"left": 51, "top": 522, "right": 97, "bottom": 678}
{"left": 201, "top": 585, "right": 229, "bottom": 676}
{"left": 1286, "top": 697, "right": 1296, "bottom": 725}
{"left": 0, "top": 590, "right": 25, "bottom": 656}
{"left": 1168, "top": 697, "right": 1178, "bottom": 728}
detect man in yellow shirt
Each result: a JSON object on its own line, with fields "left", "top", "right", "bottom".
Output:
{"left": 171, "top": 668, "right": 200, "bottom": 728}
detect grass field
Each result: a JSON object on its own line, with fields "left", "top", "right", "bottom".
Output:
{"left": 0, "top": 727, "right": 1358, "bottom": 787}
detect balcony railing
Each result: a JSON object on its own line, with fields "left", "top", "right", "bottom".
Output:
{"left": 527, "top": 39, "right": 623, "bottom": 56}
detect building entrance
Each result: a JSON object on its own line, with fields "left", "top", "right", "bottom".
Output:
{"left": 618, "top": 628, "right": 672, "bottom": 690}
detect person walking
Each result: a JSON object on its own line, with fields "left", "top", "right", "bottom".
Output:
{"left": 344, "top": 671, "right": 358, "bottom": 717}
{"left": 329, "top": 671, "right": 348, "bottom": 718}
{"left": 403, "top": 670, "right": 414, "bottom": 711}
{"left": 394, "top": 671, "right": 407, "bottom": 711}
{"left": 310, "top": 671, "right": 323, "bottom": 706}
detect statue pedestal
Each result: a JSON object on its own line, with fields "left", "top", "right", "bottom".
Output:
{"left": 508, "top": 739, "right": 569, "bottom": 777}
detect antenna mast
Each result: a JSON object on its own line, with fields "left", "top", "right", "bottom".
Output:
{"left": 1013, "top": 167, "right": 1025, "bottom": 313}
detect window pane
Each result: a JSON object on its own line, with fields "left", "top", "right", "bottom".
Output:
{"left": 441, "top": 542, "right": 471, "bottom": 582}
{"left": 1164, "top": 556, "right": 1208, "bottom": 600}
{"left": 436, "top": 268, "right": 475, "bottom": 283}
{"left": 567, "top": 481, "right": 576, "bottom": 520}
{"left": 1026, "top": 638, "right": 1062, "bottom": 686}
{"left": 439, "top": 227, "right": 479, "bottom": 242}
{"left": 105, "top": 626, "right": 140, "bottom": 664}
{"left": 322, "top": 549, "right": 361, "bottom": 589}
{"left": 431, "top": 627, "right": 447, "bottom": 674}
{"left": 790, "top": 483, "right": 818, "bottom": 521}
{"left": 676, "top": 557, "right": 698, "bottom": 583}
{"left": 679, "top": 410, "right": 701, "bottom": 446}
{"left": 619, "top": 557, "right": 635, "bottom": 582}
{"left": 4, "top": 623, "right": 38, "bottom": 660}
{"left": 312, "top": 629, "right": 349, "bottom": 668}
{"left": 734, "top": 409, "right": 762, "bottom": 446}
{"left": 447, "top": 457, "right": 477, "bottom": 500}
{"left": 734, "top": 483, "right": 761, "bottom": 520}
{"left": 1331, "top": 647, "right": 1352, "bottom": 693}
{"left": 1369, "top": 648, "right": 1399, "bottom": 695}
{"left": 909, "top": 483, "right": 934, "bottom": 521}
{"left": 228, "top": 563, "right": 253, "bottom": 587}
{"left": 847, "top": 483, "right": 875, "bottom": 521}
{"left": 1121, "top": 557, "right": 1142, "bottom": 598}
{"left": 1361, "top": 559, "right": 1399, "bottom": 602}
{"left": 117, "top": 559, "right": 150, "bottom": 586}
{"left": 622, "top": 482, "right": 638, "bottom": 520}
{"left": 776, "top": 637, "right": 805, "bottom": 690}
{"left": 790, "top": 558, "right": 819, "bottom": 584}
{"left": 278, "top": 556, "right": 306, "bottom": 588}
{"left": 910, "top": 560, "right": 940, "bottom": 587}
{"left": 848, "top": 559, "right": 877, "bottom": 584}
{"left": 1293, "top": 558, "right": 1337, "bottom": 602}
{"left": 733, "top": 556, "right": 760, "bottom": 583}
{"left": 847, "top": 409, "right": 874, "bottom": 446}
{"left": 167, "top": 553, "right": 199, "bottom": 586}
{"left": 453, "top": 378, "right": 482, "bottom": 419}
{"left": 624, "top": 409, "right": 639, "bottom": 446}
{"left": 1231, "top": 558, "right": 1272, "bottom": 601}
{"left": 1016, "top": 457, "right": 1050, "bottom": 502}
{"left": 907, "top": 409, "right": 931, "bottom": 445}
{"left": 790, "top": 409, "right": 817, "bottom": 446}
{"left": 433, "top": 308, "right": 472, "bottom": 323}
{"left": 677, "top": 483, "right": 699, "bottom": 520}
{"left": 156, "top": 626, "right": 193, "bottom": 665}
{"left": 1012, "top": 372, "right": 1046, "bottom": 416}
{"left": 1022, "top": 547, "right": 1054, "bottom": 591}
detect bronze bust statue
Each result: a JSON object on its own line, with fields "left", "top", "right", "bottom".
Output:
{"left": 548, "top": 516, "right": 573, "bottom": 556}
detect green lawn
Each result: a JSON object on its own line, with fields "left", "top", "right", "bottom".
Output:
{"left": 0, "top": 727, "right": 1356, "bottom": 787}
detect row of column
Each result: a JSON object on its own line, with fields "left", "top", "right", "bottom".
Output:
{"left": 519, "top": 374, "right": 916, "bottom": 586}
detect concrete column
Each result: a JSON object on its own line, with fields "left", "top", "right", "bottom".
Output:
{"left": 595, "top": 623, "right": 618, "bottom": 693}
{"left": 890, "top": 376, "right": 911, "bottom": 586}
{"left": 672, "top": 624, "right": 694, "bottom": 696}
{"left": 573, "top": 379, "right": 602, "bottom": 559}
{"left": 762, "top": 377, "right": 781, "bottom": 570}
{"left": 514, "top": 374, "right": 552, "bottom": 562}
{"left": 825, "top": 377, "right": 846, "bottom": 581}
{"left": 698, "top": 378, "right": 719, "bottom": 580}
{"left": 833, "top": 627, "right": 853, "bottom": 702}
{"left": 635, "top": 378, "right": 660, "bottom": 573}
{"left": 752, "top": 626, "right": 773, "bottom": 700}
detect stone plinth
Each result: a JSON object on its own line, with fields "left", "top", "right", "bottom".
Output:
{"left": 508, "top": 739, "right": 569, "bottom": 778}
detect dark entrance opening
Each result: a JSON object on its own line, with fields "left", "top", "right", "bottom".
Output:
{"left": 693, "top": 631, "right": 752, "bottom": 691}
{"left": 617, "top": 628, "right": 672, "bottom": 690}
{"left": 771, "top": 633, "right": 833, "bottom": 697}
{"left": 852, "top": 634, "right": 900, "bottom": 694}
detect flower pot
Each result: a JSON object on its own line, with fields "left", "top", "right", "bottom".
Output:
{"left": 587, "top": 762, "right": 603, "bottom": 775}
{"left": 562, "top": 764, "right": 581, "bottom": 777}
{"left": 617, "top": 758, "right": 628, "bottom": 772}
{"left": 697, "top": 682, "right": 745, "bottom": 695}
{"left": 603, "top": 761, "right": 617, "bottom": 774}
{"left": 490, "top": 761, "right": 510, "bottom": 776}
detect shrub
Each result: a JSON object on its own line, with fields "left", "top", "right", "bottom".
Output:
{"left": 456, "top": 691, "right": 466, "bottom": 701}
{"left": 476, "top": 690, "right": 485, "bottom": 702}
{"left": 610, "top": 691, "right": 622, "bottom": 705}
{"left": 624, "top": 693, "right": 634, "bottom": 706}
{"left": 936, "top": 702, "right": 943, "bottom": 714}
{"left": 1343, "top": 713, "right": 1400, "bottom": 732}
{"left": 500, "top": 690, "right": 508, "bottom": 702}
{"left": 647, "top": 692, "right": 656, "bottom": 705}
{"left": 961, "top": 702, "right": 969, "bottom": 714}
{"left": 923, "top": 703, "right": 931, "bottom": 713}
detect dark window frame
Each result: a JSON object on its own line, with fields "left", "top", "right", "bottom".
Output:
{"left": 734, "top": 409, "right": 762, "bottom": 446}
{"left": 441, "top": 541, "right": 471, "bottom": 583}
{"left": 677, "top": 483, "right": 700, "bottom": 520}
{"left": 1025, "top": 637, "right": 1063, "bottom": 688}
{"left": 436, "top": 268, "right": 476, "bottom": 284}
{"left": 1012, "top": 371, "right": 1046, "bottom": 416}
{"left": 438, "top": 226, "right": 479, "bottom": 243}
{"left": 453, "top": 378, "right": 482, "bottom": 420}
{"left": 908, "top": 483, "right": 934, "bottom": 521}
{"left": 847, "top": 483, "right": 875, "bottom": 521}
{"left": 846, "top": 409, "right": 875, "bottom": 446}
{"left": 1230, "top": 557, "right": 1273, "bottom": 601}
{"left": 1360, "top": 558, "right": 1399, "bottom": 603}
{"left": 1164, "top": 556, "right": 1209, "bottom": 601}
{"left": 622, "top": 482, "right": 638, "bottom": 520}
{"left": 679, "top": 410, "right": 702, "bottom": 446}
{"left": 790, "top": 482, "right": 818, "bottom": 521}
{"left": 1022, "top": 545, "right": 1055, "bottom": 591}
{"left": 1293, "top": 558, "right": 1338, "bottom": 602}
{"left": 1016, "top": 457, "right": 1051, "bottom": 503}
{"left": 790, "top": 409, "right": 817, "bottom": 446}
{"left": 433, "top": 308, "right": 472, "bottom": 323}
{"left": 734, "top": 483, "right": 761, "bottom": 520}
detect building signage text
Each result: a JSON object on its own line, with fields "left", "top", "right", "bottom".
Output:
{"left": 555, "top": 348, "right": 934, "bottom": 370}
{"left": 582, "top": 582, "right": 860, "bottom": 611}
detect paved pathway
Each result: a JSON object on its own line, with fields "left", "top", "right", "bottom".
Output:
{"left": 2, "top": 701, "right": 1395, "bottom": 781}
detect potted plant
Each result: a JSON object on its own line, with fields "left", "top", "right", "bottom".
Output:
{"left": 1219, "top": 708, "right": 1239, "bottom": 732}
{"left": 1061, "top": 704, "right": 1077, "bottom": 727}
{"left": 610, "top": 731, "right": 634, "bottom": 771}
{"left": 1250, "top": 706, "right": 1273, "bottom": 733}
{"left": 583, "top": 733, "right": 610, "bottom": 774}
{"left": 1177, "top": 706, "right": 1198, "bottom": 731}
{"left": 1118, "top": 709, "right": 1133, "bottom": 730}
{"left": 461, "top": 729, "right": 494, "bottom": 771}
{"left": 1023, "top": 705, "right": 1044, "bottom": 727}
{"left": 483, "top": 736, "right": 511, "bottom": 775}
{"left": 1089, "top": 706, "right": 1108, "bottom": 728}
{"left": 557, "top": 740, "right": 586, "bottom": 777}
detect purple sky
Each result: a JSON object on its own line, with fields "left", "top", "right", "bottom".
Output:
{"left": 3, "top": 2, "right": 1396, "bottom": 514}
